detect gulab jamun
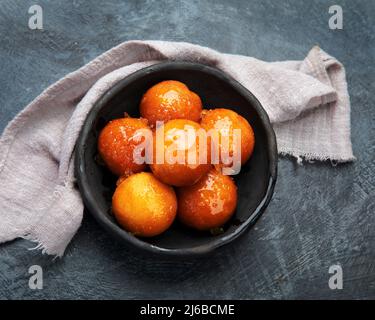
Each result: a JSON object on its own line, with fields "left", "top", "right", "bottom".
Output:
{"left": 140, "top": 80, "right": 202, "bottom": 127}
{"left": 200, "top": 108, "right": 255, "bottom": 174}
{"left": 98, "top": 117, "right": 151, "bottom": 177}
{"left": 150, "top": 119, "right": 211, "bottom": 187}
{"left": 177, "top": 168, "right": 238, "bottom": 231}
{"left": 112, "top": 172, "right": 177, "bottom": 237}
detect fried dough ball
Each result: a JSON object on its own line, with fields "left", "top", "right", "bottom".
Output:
{"left": 177, "top": 168, "right": 237, "bottom": 231}
{"left": 98, "top": 117, "right": 151, "bottom": 177}
{"left": 200, "top": 108, "right": 255, "bottom": 172}
{"left": 140, "top": 80, "right": 202, "bottom": 127}
{"left": 150, "top": 119, "right": 211, "bottom": 187}
{"left": 112, "top": 172, "right": 177, "bottom": 237}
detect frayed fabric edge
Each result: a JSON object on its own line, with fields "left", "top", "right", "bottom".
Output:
{"left": 23, "top": 234, "right": 61, "bottom": 260}
{"left": 278, "top": 149, "right": 356, "bottom": 166}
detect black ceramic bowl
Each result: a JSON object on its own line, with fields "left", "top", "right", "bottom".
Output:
{"left": 75, "top": 62, "right": 277, "bottom": 257}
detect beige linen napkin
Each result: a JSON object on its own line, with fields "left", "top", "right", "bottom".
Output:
{"left": 0, "top": 41, "right": 354, "bottom": 256}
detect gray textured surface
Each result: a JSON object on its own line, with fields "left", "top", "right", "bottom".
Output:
{"left": 0, "top": 0, "right": 374, "bottom": 299}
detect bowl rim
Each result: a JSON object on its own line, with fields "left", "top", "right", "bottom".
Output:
{"left": 75, "top": 61, "right": 278, "bottom": 257}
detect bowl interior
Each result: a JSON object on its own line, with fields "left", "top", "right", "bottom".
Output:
{"left": 76, "top": 62, "right": 277, "bottom": 255}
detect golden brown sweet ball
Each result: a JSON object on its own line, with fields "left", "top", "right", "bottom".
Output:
{"left": 140, "top": 80, "right": 202, "bottom": 127}
{"left": 200, "top": 108, "right": 255, "bottom": 171}
{"left": 112, "top": 172, "right": 177, "bottom": 237}
{"left": 177, "top": 168, "right": 238, "bottom": 231}
{"left": 98, "top": 117, "right": 151, "bottom": 177}
{"left": 150, "top": 119, "right": 211, "bottom": 187}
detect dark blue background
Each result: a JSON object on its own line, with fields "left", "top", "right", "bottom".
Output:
{"left": 0, "top": 0, "right": 374, "bottom": 299}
